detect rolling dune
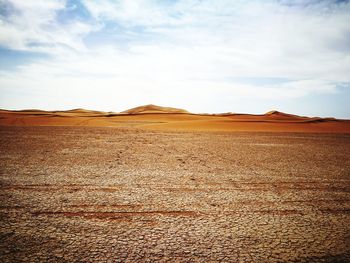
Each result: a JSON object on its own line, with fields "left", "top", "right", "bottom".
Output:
{"left": 0, "top": 105, "right": 349, "bottom": 133}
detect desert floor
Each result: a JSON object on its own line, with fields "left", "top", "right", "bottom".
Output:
{"left": 0, "top": 126, "right": 349, "bottom": 262}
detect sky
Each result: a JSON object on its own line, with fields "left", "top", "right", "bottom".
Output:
{"left": 0, "top": 0, "right": 349, "bottom": 118}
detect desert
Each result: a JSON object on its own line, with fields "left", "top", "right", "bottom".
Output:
{"left": 0, "top": 105, "right": 350, "bottom": 262}
{"left": 2, "top": 1, "right": 350, "bottom": 262}
{"left": 1, "top": 104, "right": 350, "bottom": 133}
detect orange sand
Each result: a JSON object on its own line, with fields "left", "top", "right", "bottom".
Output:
{"left": 1, "top": 105, "right": 349, "bottom": 133}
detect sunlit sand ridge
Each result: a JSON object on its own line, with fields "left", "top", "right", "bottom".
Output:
{"left": 1, "top": 104, "right": 349, "bottom": 133}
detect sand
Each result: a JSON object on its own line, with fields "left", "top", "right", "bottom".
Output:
{"left": 0, "top": 126, "right": 349, "bottom": 262}
{"left": 1, "top": 105, "right": 349, "bottom": 133}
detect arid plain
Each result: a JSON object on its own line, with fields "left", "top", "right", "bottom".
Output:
{"left": 0, "top": 105, "right": 350, "bottom": 262}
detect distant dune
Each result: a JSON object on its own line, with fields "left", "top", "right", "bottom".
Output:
{"left": 121, "top": 104, "right": 189, "bottom": 114}
{"left": 1, "top": 105, "right": 349, "bottom": 133}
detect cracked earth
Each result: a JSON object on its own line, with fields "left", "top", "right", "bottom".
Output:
{"left": 0, "top": 126, "right": 349, "bottom": 262}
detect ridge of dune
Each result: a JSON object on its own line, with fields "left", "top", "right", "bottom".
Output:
{"left": 60, "top": 108, "right": 108, "bottom": 114}
{"left": 263, "top": 110, "right": 311, "bottom": 121}
{"left": 264, "top": 110, "right": 300, "bottom": 117}
{"left": 121, "top": 104, "right": 189, "bottom": 114}
{"left": 265, "top": 110, "right": 283, "bottom": 115}
{"left": 0, "top": 109, "right": 47, "bottom": 113}
{"left": 1, "top": 105, "right": 349, "bottom": 133}
{"left": 64, "top": 108, "right": 93, "bottom": 113}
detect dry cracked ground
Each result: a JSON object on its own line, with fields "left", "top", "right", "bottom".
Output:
{"left": 0, "top": 126, "right": 350, "bottom": 262}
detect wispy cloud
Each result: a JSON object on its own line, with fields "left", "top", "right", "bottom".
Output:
{"left": 0, "top": 0, "right": 349, "bottom": 117}
{"left": 0, "top": 0, "right": 97, "bottom": 51}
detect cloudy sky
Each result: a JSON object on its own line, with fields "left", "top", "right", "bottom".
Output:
{"left": 0, "top": 0, "right": 349, "bottom": 117}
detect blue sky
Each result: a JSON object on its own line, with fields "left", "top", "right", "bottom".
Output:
{"left": 0, "top": 0, "right": 349, "bottom": 118}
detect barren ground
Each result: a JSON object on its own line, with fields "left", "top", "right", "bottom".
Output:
{"left": 0, "top": 126, "right": 349, "bottom": 262}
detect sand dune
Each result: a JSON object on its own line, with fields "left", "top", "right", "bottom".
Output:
{"left": 121, "top": 104, "right": 189, "bottom": 114}
{"left": 1, "top": 104, "right": 349, "bottom": 133}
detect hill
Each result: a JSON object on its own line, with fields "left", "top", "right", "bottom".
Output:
{"left": 121, "top": 104, "right": 189, "bottom": 114}
{"left": 0, "top": 105, "right": 349, "bottom": 133}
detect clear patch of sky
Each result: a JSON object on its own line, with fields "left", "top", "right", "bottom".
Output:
{"left": 56, "top": 0, "right": 92, "bottom": 24}
{"left": 276, "top": 84, "right": 350, "bottom": 118}
{"left": 228, "top": 77, "right": 294, "bottom": 85}
{"left": 335, "top": 0, "right": 349, "bottom": 3}
{"left": 0, "top": 1, "right": 16, "bottom": 19}
{"left": 84, "top": 21, "right": 163, "bottom": 50}
{"left": 0, "top": 47, "right": 49, "bottom": 70}
{"left": 279, "top": 0, "right": 349, "bottom": 6}
{"left": 210, "top": 82, "right": 350, "bottom": 118}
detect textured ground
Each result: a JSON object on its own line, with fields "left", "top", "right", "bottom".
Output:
{"left": 0, "top": 126, "right": 349, "bottom": 262}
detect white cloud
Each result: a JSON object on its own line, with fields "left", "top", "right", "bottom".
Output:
{"left": 0, "top": 0, "right": 97, "bottom": 51}
{"left": 81, "top": 0, "right": 190, "bottom": 27}
{"left": 77, "top": 0, "right": 350, "bottom": 82}
{"left": 0, "top": 0, "right": 349, "bottom": 115}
